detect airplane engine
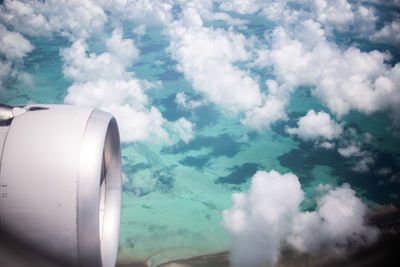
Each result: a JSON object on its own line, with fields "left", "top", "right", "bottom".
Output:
{"left": 0, "top": 104, "right": 122, "bottom": 267}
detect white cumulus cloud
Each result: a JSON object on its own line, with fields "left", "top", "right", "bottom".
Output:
{"left": 63, "top": 29, "right": 192, "bottom": 143}
{"left": 288, "top": 183, "right": 378, "bottom": 255}
{"left": 371, "top": 20, "right": 400, "bottom": 46}
{"left": 0, "top": 0, "right": 107, "bottom": 39}
{"left": 338, "top": 143, "right": 375, "bottom": 173}
{"left": 166, "top": 7, "right": 263, "bottom": 114}
{"left": 0, "top": 24, "right": 34, "bottom": 91}
{"left": 241, "top": 94, "right": 288, "bottom": 131}
{"left": 171, "top": 117, "right": 194, "bottom": 144}
{"left": 99, "top": 0, "right": 174, "bottom": 25}
{"left": 175, "top": 92, "right": 208, "bottom": 110}
{"left": 223, "top": 170, "right": 303, "bottom": 266}
{"left": 218, "top": 0, "right": 262, "bottom": 14}
{"left": 255, "top": 19, "right": 400, "bottom": 123}
{"left": 0, "top": 24, "right": 34, "bottom": 60}
{"left": 65, "top": 80, "right": 170, "bottom": 143}
{"left": 287, "top": 109, "right": 343, "bottom": 141}
{"left": 223, "top": 170, "right": 378, "bottom": 266}
{"left": 61, "top": 29, "right": 139, "bottom": 82}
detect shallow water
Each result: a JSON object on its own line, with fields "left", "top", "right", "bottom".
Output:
{"left": 1, "top": 3, "right": 400, "bottom": 266}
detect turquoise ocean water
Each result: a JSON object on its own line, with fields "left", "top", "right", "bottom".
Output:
{"left": 1, "top": 2, "right": 400, "bottom": 266}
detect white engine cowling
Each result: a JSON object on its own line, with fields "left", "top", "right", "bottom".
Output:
{"left": 0, "top": 104, "right": 122, "bottom": 267}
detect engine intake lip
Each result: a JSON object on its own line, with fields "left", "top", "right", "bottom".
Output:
{"left": 77, "top": 110, "right": 122, "bottom": 267}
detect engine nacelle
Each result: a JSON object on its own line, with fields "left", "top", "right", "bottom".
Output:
{"left": 0, "top": 104, "right": 122, "bottom": 267}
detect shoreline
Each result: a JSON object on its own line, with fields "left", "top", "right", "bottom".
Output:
{"left": 117, "top": 205, "right": 400, "bottom": 267}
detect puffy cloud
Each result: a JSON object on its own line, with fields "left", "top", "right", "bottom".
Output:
{"left": 223, "top": 170, "right": 303, "bottom": 266}
{"left": 122, "top": 171, "right": 157, "bottom": 197}
{"left": 223, "top": 170, "right": 378, "bottom": 266}
{"left": 261, "top": 0, "right": 304, "bottom": 25}
{"left": 107, "top": 105, "right": 170, "bottom": 143}
{"left": 63, "top": 29, "right": 191, "bottom": 143}
{"left": 0, "top": 0, "right": 107, "bottom": 39}
{"left": 166, "top": 6, "right": 296, "bottom": 131}
{"left": 239, "top": 77, "right": 292, "bottom": 131}
{"left": 171, "top": 117, "right": 194, "bottom": 144}
{"left": 287, "top": 183, "right": 378, "bottom": 255}
{"left": 315, "top": 141, "right": 335, "bottom": 149}
{"left": 353, "top": 5, "right": 377, "bottom": 34}
{"left": 105, "top": 28, "right": 140, "bottom": 65}
{"left": 338, "top": 144, "right": 363, "bottom": 158}
{"left": 256, "top": 0, "right": 375, "bottom": 34}
{"left": 0, "top": 0, "right": 52, "bottom": 37}
{"left": 253, "top": 22, "right": 329, "bottom": 86}
{"left": 371, "top": 20, "right": 400, "bottom": 46}
{"left": 389, "top": 173, "right": 400, "bottom": 183}
{"left": 312, "top": 49, "right": 400, "bottom": 118}
{"left": 241, "top": 94, "right": 288, "bottom": 131}
{"left": 65, "top": 80, "right": 170, "bottom": 143}
{"left": 0, "top": 24, "right": 34, "bottom": 60}
{"left": 44, "top": 0, "right": 107, "bottom": 39}
{"left": 133, "top": 24, "right": 147, "bottom": 36}
{"left": 98, "top": 0, "right": 174, "bottom": 25}
{"left": 311, "top": 0, "right": 355, "bottom": 31}
{"left": 0, "top": 60, "right": 12, "bottom": 91}
{"left": 286, "top": 109, "right": 343, "bottom": 141}
{"left": 218, "top": 0, "right": 262, "bottom": 14}
{"left": 175, "top": 92, "right": 208, "bottom": 110}
{"left": 166, "top": 7, "right": 263, "bottom": 114}
{"left": 352, "top": 156, "right": 375, "bottom": 173}
{"left": 64, "top": 79, "right": 148, "bottom": 111}
{"left": 377, "top": 167, "right": 392, "bottom": 176}
{"left": 0, "top": 60, "right": 32, "bottom": 91}
{"left": 255, "top": 20, "right": 400, "bottom": 121}
{"left": 364, "top": 0, "right": 400, "bottom": 6}
{"left": 61, "top": 29, "right": 139, "bottom": 82}
{"left": 174, "top": 0, "right": 248, "bottom": 26}
{"left": 338, "top": 144, "right": 375, "bottom": 173}
{"left": 145, "top": 1, "right": 400, "bottom": 131}
{"left": 0, "top": 24, "right": 33, "bottom": 91}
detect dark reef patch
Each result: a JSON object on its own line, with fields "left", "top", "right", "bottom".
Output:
{"left": 191, "top": 103, "right": 219, "bottom": 129}
{"left": 156, "top": 93, "right": 192, "bottom": 121}
{"left": 162, "top": 133, "right": 243, "bottom": 159}
{"left": 155, "top": 92, "right": 219, "bottom": 129}
{"left": 123, "top": 162, "right": 151, "bottom": 175}
{"left": 139, "top": 43, "right": 165, "bottom": 54}
{"left": 271, "top": 111, "right": 304, "bottom": 138}
{"left": 121, "top": 143, "right": 177, "bottom": 196}
{"left": 125, "top": 237, "right": 136, "bottom": 249}
{"left": 247, "top": 131, "right": 259, "bottom": 140}
{"left": 154, "top": 165, "right": 176, "bottom": 194}
{"left": 179, "top": 155, "right": 209, "bottom": 170}
{"left": 157, "top": 69, "right": 183, "bottom": 81}
{"left": 215, "top": 163, "right": 261, "bottom": 184}
{"left": 278, "top": 142, "right": 400, "bottom": 205}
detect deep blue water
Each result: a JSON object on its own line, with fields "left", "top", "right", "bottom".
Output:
{"left": 1, "top": 1, "right": 400, "bottom": 265}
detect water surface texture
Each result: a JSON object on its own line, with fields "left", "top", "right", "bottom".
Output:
{"left": 1, "top": 0, "right": 400, "bottom": 266}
